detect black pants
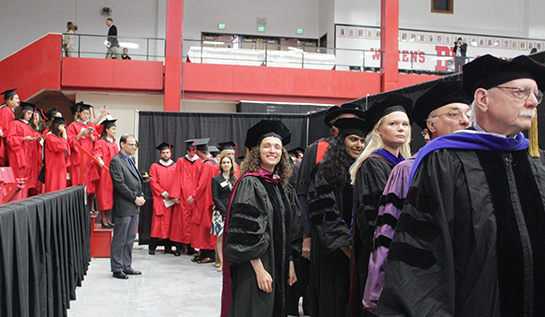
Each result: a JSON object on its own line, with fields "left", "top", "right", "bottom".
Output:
{"left": 149, "top": 238, "right": 173, "bottom": 251}
{"left": 286, "top": 257, "right": 311, "bottom": 315}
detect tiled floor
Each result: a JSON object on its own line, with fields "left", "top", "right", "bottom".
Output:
{"left": 68, "top": 244, "right": 222, "bottom": 317}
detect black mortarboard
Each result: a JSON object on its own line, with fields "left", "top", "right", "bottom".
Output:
{"left": 70, "top": 101, "right": 83, "bottom": 115}
{"left": 52, "top": 117, "right": 67, "bottom": 126}
{"left": 245, "top": 120, "right": 291, "bottom": 149}
{"left": 1, "top": 89, "right": 17, "bottom": 100}
{"left": 364, "top": 94, "right": 413, "bottom": 129}
{"left": 332, "top": 117, "right": 368, "bottom": 137}
{"left": 412, "top": 81, "right": 470, "bottom": 129}
{"left": 288, "top": 147, "right": 305, "bottom": 157}
{"left": 218, "top": 141, "right": 237, "bottom": 156}
{"left": 100, "top": 119, "right": 117, "bottom": 129}
{"left": 20, "top": 102, "right": 35, "bottom": 113}
{"left": 43, "top": 107, "right": 58, "bottom": 121}
{"left": 156, "top": 142, "right": 174, "bottom": 151}
{"left": 209, "top": 145, "right": 220, "bottom": 156}
{"left": 193, "top": 138, "right": 210, "bottom": 151}
{"left": 78, "top": 103, "right": 93, "bottom": 112}
{"left": 462, "top": 54, "right": 545, "bottom": 100}
{"left": 35, "top": 107, "right": 47, "bottom": 120}
{"left": 323, "top": 102, "right": 365, "bottom": 127}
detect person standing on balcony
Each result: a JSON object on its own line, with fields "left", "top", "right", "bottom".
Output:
{"left": 105, "top": 18, "right": 121, "bottom": 59}
{"left": 0, "top": 89, "right": 20, "bottom": 166}
{"left": 63, "top": 22, "right": 75, "bottom": 57}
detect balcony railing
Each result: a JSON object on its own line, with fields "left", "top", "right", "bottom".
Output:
{"left": 61, "top": 34, "right": 472, "bottom": 75}
{"left": 62, "top": 33, "right": 165, "bottom": 61}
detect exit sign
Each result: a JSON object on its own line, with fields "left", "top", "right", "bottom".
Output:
{"left": 258, "top": 26, "right": 265, "bottom": 32}
{"left": 296, "top": 28, "right": 303, "bottom": 34}
{"left": 218, "top": 23, "right": 226, "bottom": 30}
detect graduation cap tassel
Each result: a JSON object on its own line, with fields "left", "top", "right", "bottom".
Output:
{"left": 529, "top": 108, "right": 540, "bottom": 158}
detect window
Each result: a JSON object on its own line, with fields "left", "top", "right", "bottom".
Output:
{"left": 431, "top": 0, "right": 453, "bottom": 14}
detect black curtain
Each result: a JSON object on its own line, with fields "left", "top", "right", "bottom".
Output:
{"left": 137, "top": 111, "right": 308, "bottom": 243}
{"left": 0, "top": 185, "right": 90, "bottom": 317}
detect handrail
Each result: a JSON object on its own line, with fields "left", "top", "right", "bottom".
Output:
{"left": 74, "top": 143, "right": 110, "bottom": 185}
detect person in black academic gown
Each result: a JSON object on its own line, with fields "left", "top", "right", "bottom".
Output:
{"left": 307, "top": 117, "right": 367, "bottom": 317}
{"left": 379, "top": 54, "right": 545, "bottom": 316}
{"left": 221, "top": 120, "right": 302, "bottom": 317}
{"left": 348, "top": 94, "right": 413, "bottom": 317}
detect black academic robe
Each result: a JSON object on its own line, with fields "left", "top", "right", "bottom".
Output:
{"left": 379, "top": 149, "right": 545, "bottom": 316}
{"left": 307, "top": 161, "right": 353, "bottom": 316}
{"left": 224, "top": 176, "right": 302, "bottom": 317}
{"left": 351, "top": 155, "right": 395, "bottom": 317}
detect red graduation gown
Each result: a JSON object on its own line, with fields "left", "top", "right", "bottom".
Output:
{"left": 6, "top": 120, "right": 40, "bottom": 183}
{"left": 67, "top": 121, "right": 99, "bottom": 192}
{"left": 92, "top": 138, "right": 118, "bottom": 210}
{"left": 190, "top": 157, "right": 218, "bottom": 250}
{"left": 170, "top": 155, "right": 202, "bottom": 244}
{"left": 0, "top": 105, "right": 15, "bottom": 166}
{"left": 44, "top": 133, "right": 70, "bottom": 193}
{"left": 149, "top": 160, "right": 177, "bottom": 239}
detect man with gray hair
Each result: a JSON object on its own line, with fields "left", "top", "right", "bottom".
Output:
{"left": 379, "top": 54, "right": 545, "bottom": 316}
{"left": 110, "top": 134, "right": 145, "bottom": 279}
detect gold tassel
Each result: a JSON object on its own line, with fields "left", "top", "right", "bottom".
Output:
{"left": 529, "top": 108, "right": 540, "bottom": 158}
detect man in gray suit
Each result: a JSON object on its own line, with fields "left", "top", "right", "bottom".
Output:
{"left": 110, "top": 134, "right": 145, "bottom": 279}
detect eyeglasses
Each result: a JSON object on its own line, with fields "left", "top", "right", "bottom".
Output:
{"left": 420, "top": 129, "right": 428, "bottom": 138}
{"left": 496, "top": 86, "right": 543, "bottom": 104}
{"left": 433, "top": 109, "right": 469, "bottom": 121}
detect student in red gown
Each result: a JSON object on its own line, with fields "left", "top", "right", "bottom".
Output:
{"left": 188, "top": 138, "right": 219, "bottom": 264}
{"left": 0, "top": 89, "right": 20, "bottom": 166}
{"left": 93, "top": 119, "right": 119, "bottom": 228}
{"left": 171, "top": 140, "right": 202, "bottom": 255}
{"left": 44, "top": 117, "right": 70, "bottom": 192}
{"left": 67, "top": 103, "right": 99, "bottom": 207}
{"left": 6, "top": 102, "right": 42, "bottom": 195}
{"left": 148, "top": 142, "right": 178, "bottom": 255}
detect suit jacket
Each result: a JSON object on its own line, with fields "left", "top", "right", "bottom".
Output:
{"left": 107, "top": 24, "right": 119, "bottom": 47}
{"left": 110, "top": 151, "right": 143, "bottom": 217}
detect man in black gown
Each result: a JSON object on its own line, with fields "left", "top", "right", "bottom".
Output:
{"left": 379, "top": 54, "right": 545, "bottom": 316}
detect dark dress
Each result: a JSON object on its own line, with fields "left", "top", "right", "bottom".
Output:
{"left": 307, "top": 160, "right": 353, "bottom": 316}
{"left": 379, "top": 147, "right": 545, "bottom": 316}
{"left": 211, "top": 174, "right": 233, "bottom": 218}
{"left": 223, "top": 174, "right": 302, "bottom": 317}
{"left": 350, "top": 154, "right": 397, "bottom": 317}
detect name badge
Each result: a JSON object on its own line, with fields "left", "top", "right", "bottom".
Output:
{"left": 220, "top": 180, "right": 229, "bottom": 187}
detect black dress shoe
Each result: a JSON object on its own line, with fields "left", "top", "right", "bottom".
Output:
{"left": 123, "top": 268, "right": 142, "bottom": 275}
{"left": 148, "top": 249, "right": 155, "bottom": 255}
{"left": 112, "top": 271, "right": 129, "bottom": 279}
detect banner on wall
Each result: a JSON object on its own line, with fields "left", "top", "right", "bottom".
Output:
{"left": 335, "top": 25, "right": 544, "bottom": 72}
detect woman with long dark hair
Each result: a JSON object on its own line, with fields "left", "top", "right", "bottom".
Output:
{"left": 307, "top": 117, "right": 367, "bottom": 316}
{"left": 221, "top": 120, "right": 302, "bottom": 317}
{"left": 6, "top": 102, "right": 41, "bottom": 195}
{"left": 92, "top": 119, "right": 118, "bottom": 228}
{"left": 0, "top": 89, "right": 20, "bottom": 166}
{"left": 211, "top": 153, "right": 237, "bottom": 271}
{"left": 44, "top": 117, "right": 70, "bottom": 192}
{"left": 349, "top": 94, "right": 412, "bottom": 317}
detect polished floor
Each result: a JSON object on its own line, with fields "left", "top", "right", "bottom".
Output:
{"left": 67, "top": 244, "right": 223, "bottom": 317}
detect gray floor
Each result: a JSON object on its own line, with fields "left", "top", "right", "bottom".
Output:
{"left": 68, "top": 244, "right": 222, "bottom": 317}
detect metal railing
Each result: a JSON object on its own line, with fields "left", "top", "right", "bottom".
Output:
{"left": 182, "top": 39, "right": 474, "bottom": 74}
{"left": 60, "top": 34, "right": 475, "bottom": 74}
{"left": 62, "top": 33, "right": 166, "bottom": 62}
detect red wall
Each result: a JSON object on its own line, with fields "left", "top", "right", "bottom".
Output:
{"left": 398, "top": 73, "right": 442, "bottom": 87}
{"left": 61, "top": 58, "right": 164, "bottom": 93}
{"left": 0, "top": 34, "right": 62, "bottom": 100}
{"left": 182, "top": 63, "right": 383, "bottom": 104}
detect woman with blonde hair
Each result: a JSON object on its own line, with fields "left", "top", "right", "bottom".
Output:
{"left": 221, "top": 120, "right": 302, "bottom": 317}
{"left": 348, "top": 94, "right": 412, "bottom": 317}
{"left": 211, "top": 153, "right": 237, "bottom": 271}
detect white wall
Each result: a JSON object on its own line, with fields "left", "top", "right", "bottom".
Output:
{"left": 2, "top": 0, "right": 544, "bottom": 61}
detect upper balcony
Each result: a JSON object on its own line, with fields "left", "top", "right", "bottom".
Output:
{"left": 0, "top": 33, "right": 445, "bottom": 107}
